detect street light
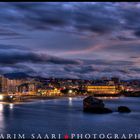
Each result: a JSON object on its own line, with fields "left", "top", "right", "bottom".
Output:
{"left": 0, "top": 95, "right": 3, "bottom": 100}
{"left": 68, "top": 90, "right": 73, "bottom": 94}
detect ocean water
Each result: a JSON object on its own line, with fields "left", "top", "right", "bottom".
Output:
{"left": 0, "top": 96, "right": 140, "bottom": 139}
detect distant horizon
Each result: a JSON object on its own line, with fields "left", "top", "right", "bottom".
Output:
{"left": 1, "top": 71, "right": 140, "bottom": 81}
{"left": 0, "top": 2, "right": 140, "bottom": 80}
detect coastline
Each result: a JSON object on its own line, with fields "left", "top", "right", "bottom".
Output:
{"left": 1, "top": 93, "right": 139, "bottom": 105}
{"left": 0, "top": 95, "right": 87, "bottom": 105}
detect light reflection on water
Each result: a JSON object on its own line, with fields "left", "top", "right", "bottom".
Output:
{"left": 0, "top": 104, "right": 3, "bottom": 111}
{"left": 9, "top": 104, "right": 14, "bottom": 110}
{"left": 0, "top": 104, "right": 5, "bottom": 133}
{"left": 68, "top": 97, "right": 73, "bottom": 106}
{"left": 98, "top": 96, "right": 120, "bottom": 100}
{"left": 0, "top": 97, "right": 139, "bottom": 136}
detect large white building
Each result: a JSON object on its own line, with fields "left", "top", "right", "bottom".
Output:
{"left": 87, "top": 85, "right": 119, "bottom": 95}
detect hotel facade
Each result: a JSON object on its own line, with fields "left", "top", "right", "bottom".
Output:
{"left": 86, "top": 85, "right": 120, "bottom": 95}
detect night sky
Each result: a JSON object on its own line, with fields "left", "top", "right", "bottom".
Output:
{"left": 0, "top": 2, "right": 140, "bottom": 80}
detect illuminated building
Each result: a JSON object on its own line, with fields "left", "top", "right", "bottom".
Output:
{"left": 0, "top": 74, "right": 37, "bottom": 95}
{"left": 86, "top": 85, "right": 119, "bottom": 94}
{"left": 37, "top": 87, "right": 61, "bottom": 96}
{"left": 1, "top": 75, "right": 25, "bottom": 94}
{"left": 108, "top": 81, "right": 115, "bottom": 86}
{"left": 18, "top": 83, "right": 37, "bottom": 95}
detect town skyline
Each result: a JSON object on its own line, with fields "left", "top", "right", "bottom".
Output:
{"left": 0, "top": 2, "right": 140, "bottom": 80}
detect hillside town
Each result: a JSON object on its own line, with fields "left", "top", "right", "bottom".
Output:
{"left": 0, "top": 73, "right": 140, "bottom": 102}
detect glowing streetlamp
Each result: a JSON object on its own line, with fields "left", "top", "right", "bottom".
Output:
{"left": 0, "top": 95, "right": 4, "bottom": 101}
{"left": 68, "top": 89, "right": 73, "bottom": 94}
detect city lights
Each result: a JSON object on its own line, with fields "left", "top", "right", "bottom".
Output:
{"left": 0, "top": 72, "right": 139, "bottom": 103}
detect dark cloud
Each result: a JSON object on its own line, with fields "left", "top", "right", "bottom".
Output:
{"left": 0, "top": 2, "right": 138, "bottom": 37}
{"left": 0, "top": 43, "right": 136, "bottom": 80}
{"left": 0, "top": 45, "right": 81, "bottom": 65}
{"left": 82, "top": 59, "right": 133, "bottom": 66}
{"left": 0, "top": 28, "right": 20, "bottom": 36}
{"left": 130, "top": 56, "right": 139, "bottom": 59}
{"left": 0, "top": 2, "right": 138, "bottom": 40}
{"left": 0, "top": 2, "right": 122, "bottom": 35}
{"left": 134, "top": 30, "right": 140, "bottom": 37}
{"left": 112, "top": 36, "right": 137, "bottom": 41}
{"left": 0, "top": 2, "right": 139, "bottom": 80}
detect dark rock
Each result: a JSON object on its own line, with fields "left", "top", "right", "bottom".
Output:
{"left": 83, "top": 96, "right": 112, "bottom": 114}
{"left": 118, "top": 106, "right": 131, "bottom": 113}
{"left": 83, "top": 96, "right": 104, "bottom": 109}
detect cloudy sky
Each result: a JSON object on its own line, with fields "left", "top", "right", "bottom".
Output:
{"left": 0, "top": 2, "right": 140, "bottom": 80}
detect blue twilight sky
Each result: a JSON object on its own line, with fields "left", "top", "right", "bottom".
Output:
{"left": 0, "top": 2, "right": 140, "bottom": 79}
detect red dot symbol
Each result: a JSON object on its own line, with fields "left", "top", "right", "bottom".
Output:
{"left": 64, "top": 134, "right": 69, "bottom": 139}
